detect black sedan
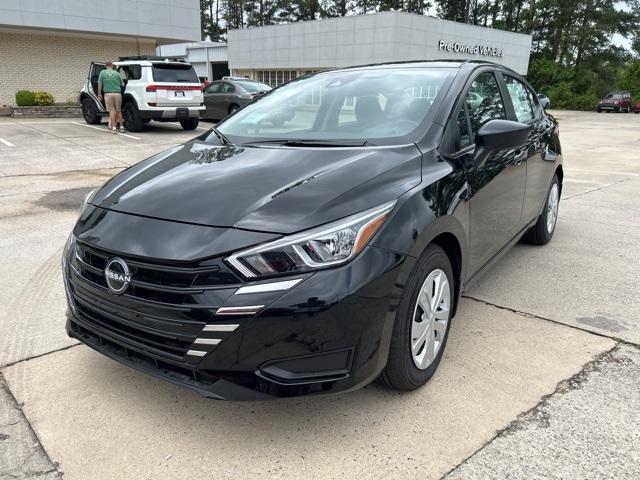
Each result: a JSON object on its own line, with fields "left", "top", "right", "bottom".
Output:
{"left": 201, "top": 77, "right": 271, "bottom": 120}
{"left": 64, "top": 61, "right": 562, "bottom": 400}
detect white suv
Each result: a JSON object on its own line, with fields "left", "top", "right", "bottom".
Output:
{"left": 80, "top": 57, "right": 205, "bottom": 131}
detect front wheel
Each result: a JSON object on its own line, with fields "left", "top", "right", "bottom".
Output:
{"left": 523, "top": 174, "right": 560, "bottom": 245}
{"left": 180, "top": 118, "right": 199, "bottom": 130}
{"left": 378, "top": 244, "right": 454, "bottom": 391}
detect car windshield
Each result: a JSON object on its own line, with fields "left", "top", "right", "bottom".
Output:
{"left": 236, "top": 81, "right": 271, "bottom": 93}
{"left": 216, "top": 67, "right": 452, "bottom": 145}
{"left": 606, "top": 93, "right": 623, "bottom": 99}
{"left": 152, "top": 64, "right": 199, "bottom": 83}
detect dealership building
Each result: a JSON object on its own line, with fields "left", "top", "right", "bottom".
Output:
{"left": 0, "top": 4, "right": 532, "bottom": 106}
{"left": 161, "top": 12, "right": 532, "bottom": 88}
{"left": 0, "top": 0, "right": 200, "bottom": 106}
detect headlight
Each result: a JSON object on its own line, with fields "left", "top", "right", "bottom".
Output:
{"left": 226, "top": 201, "right": 396, "bottom": 278}
{"left": 79, "top": 188, "right": 96, "bottom": 215}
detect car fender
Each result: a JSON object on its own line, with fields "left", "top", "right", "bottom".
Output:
{"left": 123, "top": 91, "right": 142, "bottom": 109}
{"left": 371, "top": 163, "right": 470, "bottom": 294}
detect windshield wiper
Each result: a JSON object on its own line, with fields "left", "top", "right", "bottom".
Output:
{"left": 244, "top": 139, "right": 368, "bottom": 147}
{"left": 210, "top": 127, "right": 232, "bottom": 146}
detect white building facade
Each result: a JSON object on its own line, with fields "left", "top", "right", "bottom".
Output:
{"left": 0, "top": 0, "right": 200, "bottom": 106}
{"left": 228, "top": 12, "right": 532, "bottom": 87}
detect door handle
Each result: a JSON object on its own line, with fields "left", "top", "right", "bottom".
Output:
{"left": 513, "top": 149, "right": 527, "bottom": 165}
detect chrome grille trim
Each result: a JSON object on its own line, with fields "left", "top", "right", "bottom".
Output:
{"left": 203, "top": 324, "right": 239, "bottom": 332}
{"left": 186, "top": 350, "right": 208, "bottom": 357}
{"left": 215, "top": 305, "right": 264, "bottom": 316}
{"left": 193, "top": 338, "right": 222, "bottom": 345}
{"left": 235, "top": 278, "right": 303, "bottom": 295}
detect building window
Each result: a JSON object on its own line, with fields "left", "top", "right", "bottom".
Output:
{"left": 254, "top": 70, "right": 310, "bottom": 87}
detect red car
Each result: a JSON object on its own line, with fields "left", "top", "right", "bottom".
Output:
{"left": 597, "top": 91, "right": 631, "bottom": 113}
{"left": 633, "top": 102, "right": 640, "bottom": 114}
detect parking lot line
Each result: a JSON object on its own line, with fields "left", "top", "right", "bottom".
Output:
{"left": 0, "top": 137, "right": 16, "bottom": 147}
{"left": 71, "top": 121, "right": 141, "bottom": 140}
{"left": 564, "top": 168, "right": 640, "bottom": 177}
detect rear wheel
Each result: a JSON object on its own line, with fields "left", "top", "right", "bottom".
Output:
{"left": 123, "top": 102, "right": 145, "bottom": 132}
{"left": 523, "top": 174, "right": 560, "bottom": 245}
{"left": 379, "top": 244, "right": 454, "bottom": 391}
{"left": 228, "top": 104, "right": 240, "bottom": 115}
{"left": 180, "top": 118, "right": 199, "bottom": 130}
{"left": 82, "top": 98, "right": 101, "bottom": 125}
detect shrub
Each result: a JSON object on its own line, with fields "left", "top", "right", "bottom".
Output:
{"left": 15, "top": 90, "right": 35, "bottom": 106}
{"left": 33, "top": 91, "right": 55, "bottom": 106}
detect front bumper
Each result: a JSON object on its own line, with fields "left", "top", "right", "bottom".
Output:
{"left": 64, "top": 238, "right": 406, "bottom": 400}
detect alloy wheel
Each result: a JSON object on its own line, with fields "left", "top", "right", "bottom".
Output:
{"left": 546, "top": 183, "right": 559, "bottom": 234}
{"left": 411, "top": 269, "right": 450, "bottom": 370}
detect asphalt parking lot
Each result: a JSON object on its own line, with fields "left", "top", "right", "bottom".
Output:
{"left": 1, "top": 112, "right": 639, "bottom": 479}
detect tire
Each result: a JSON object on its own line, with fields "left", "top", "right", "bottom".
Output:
{"left": 378, "top": 244, "right": 454, "bottom": 391}
{"left": 597, "top": 109, "right": 602, "bottom": 113}
{"left": 180, "top": 118, "right": 199, "bottom": 130}
{"left": 523, "top": 174, "right": 560, "bottom": 245}
{"left": 82, "top": 98, "right": 101, "bottom": 125}
{"left": 228, "top": 104, "right": 239, "bottom": 115}
{"left": 123, "top": 101, "right": 145, "bottom": 132}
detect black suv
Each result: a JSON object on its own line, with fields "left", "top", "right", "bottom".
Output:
{"left": 64, "top": 61, "right": 562, "bottom": 400}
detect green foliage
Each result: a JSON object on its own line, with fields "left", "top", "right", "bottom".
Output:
{"left": 197, "top": 0, "right": 640, "bottom": 111}
{"left": 15, "top": 90, "right": 35, "bottom": 106}
{"left": 33, "top": 91, "right": 55, "bottom": 106}
{"left": 618, "top": 60, "right": 640, "bottom": 99}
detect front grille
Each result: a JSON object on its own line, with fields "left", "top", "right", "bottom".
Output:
{"left": 67, "top": 241, "right": 243, "bottom": 362}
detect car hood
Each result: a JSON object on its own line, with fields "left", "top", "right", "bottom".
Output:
{"left": 91, "top": 139, "right": 423, "bottom": 234}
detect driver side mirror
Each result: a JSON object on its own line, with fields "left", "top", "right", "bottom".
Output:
{"left": 476, "top": 119, "right": 530, "bottom": 150}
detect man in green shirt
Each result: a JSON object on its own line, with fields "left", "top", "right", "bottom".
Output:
{"left": 97, "top": 61, "right": 124, "bottom": 132}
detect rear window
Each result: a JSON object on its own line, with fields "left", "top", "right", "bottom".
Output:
{"left": 152, "top": 64, "right": 199, "bottom": 83}
{"left": 236, "top": 81, "right": 271, "bottom": 93}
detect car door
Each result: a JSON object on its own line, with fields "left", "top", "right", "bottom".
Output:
{"left": 460, "top": 70, "right": 527, "bottom": 275}
{"left": 88, "top": 62, "right": 106, "bottom": 110}
{"left": 203, "top": 81, "right": 223, "bottom": 119}
{"left": 219, "top": 81, "right": 237, "bottom": 116}
{"left": 503, "top": 75, "right": 556, "bottom": 225}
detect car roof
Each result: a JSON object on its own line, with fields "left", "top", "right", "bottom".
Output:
{"left": 114, "top": 60, "right": 192, "bottom": 67}
{"left": 317, "top": 59, "right": 522, "bottom": 78}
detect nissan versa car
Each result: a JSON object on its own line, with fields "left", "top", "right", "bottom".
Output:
{"left": 63, "top": 61, "right": 562, "bottom": 400}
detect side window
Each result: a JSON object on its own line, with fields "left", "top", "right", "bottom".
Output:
{"left": 221, "top": 82, "right": 235, "bottom": 93}
{"left": 504, "top": 76, "right": 534, "bottom": 123}
{"left": 91, "top": 64, "right": 106, "bottom": 83}
{"left": 466, "top": 72, "right": 507, "bottom": 134}
{"left": 205, "top": 82, "right": 221, "bottom": 93}
{"left": 127, "top": 65, "right": 142, "bottom": 80}
{"left": 455, "top": 106, "right": 472, "bottom": 150}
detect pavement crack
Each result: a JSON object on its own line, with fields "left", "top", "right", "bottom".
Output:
{"left": 461, "top": 295, "right": 640, "bottom": 348}
{"left": 563, "top": 177, "right": 633, "bottom": 200}
{"left": 1, "top": 343, "right": 81, "bottom": 370}
{"left": 0, "top": 373, "right": 63, "bottom": 479}
{"left": 441, "top": 344, "right": 621, "bottom": 479}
